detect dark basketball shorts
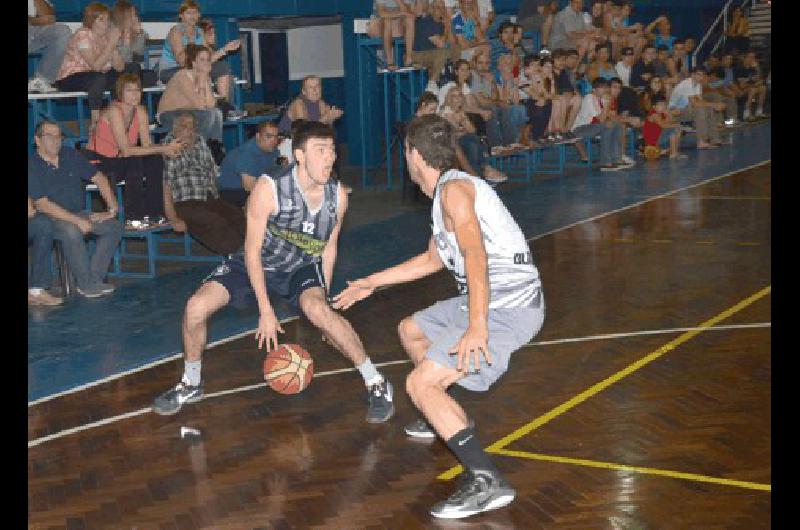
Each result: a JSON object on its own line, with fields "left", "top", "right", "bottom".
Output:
{"left": 413, "top": 295, "right": 545, "bottom": 392}
{"left": 203, "top": 256, "right": 326, "bottom": 309}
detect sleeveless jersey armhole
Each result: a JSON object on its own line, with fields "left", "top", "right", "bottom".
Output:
{"left": 262, "top": 174, "right": 280, "bottom": 216}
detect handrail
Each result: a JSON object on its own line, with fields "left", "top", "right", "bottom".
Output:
{"left": 694, "top": 0, "right": 758, "bottom": 66}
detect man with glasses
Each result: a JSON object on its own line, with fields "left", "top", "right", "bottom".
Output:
{"left": 218, "top": 121, "right": 282, "bottom": 208}
{"left": 28, "top": 121, "right": 123, "bottom": 298}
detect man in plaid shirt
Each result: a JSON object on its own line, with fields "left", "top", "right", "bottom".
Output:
{"left": 163, "top": 112, "right": 246, "bottom": 255}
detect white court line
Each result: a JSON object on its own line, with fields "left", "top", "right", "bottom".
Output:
{"left": 27, "top": 322, "right": 770, "bottom": 449}
{"left": 28, "top": 159, "right": 770, "bottom": 407}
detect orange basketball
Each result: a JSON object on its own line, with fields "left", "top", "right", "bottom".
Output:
{"left": 263, "top": 344, "right": 314, "bottom": 394}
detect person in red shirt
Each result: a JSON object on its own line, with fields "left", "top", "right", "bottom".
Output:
{"left": 642, "top": 95, "right": 684, "bottom": 159}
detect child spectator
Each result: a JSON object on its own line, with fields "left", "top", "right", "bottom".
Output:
{"left": 642, "top": 95, "right": 683, "bottom": 159}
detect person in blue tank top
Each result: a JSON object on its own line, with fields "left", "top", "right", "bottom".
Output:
{"left": 645, "top": 14, "right": 676, "bottom": 52}
{"left": 153, "top": 121, "right": 397, "bottom": 426}
{"left": 158, "top": 1, "right": 241, "bottom": 115}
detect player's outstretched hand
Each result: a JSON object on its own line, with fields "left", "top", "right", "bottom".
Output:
{"left": 331, "top": 278, "right": 375, "bottom": 310}
{"left": 255, "top": 310, "right": 285, "bottom": 352}
{"left": 450, "top": 325, "right": 493, "bottom": 374}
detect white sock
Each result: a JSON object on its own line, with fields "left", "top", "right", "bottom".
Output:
{"left": 183, "top": 359, "right": 202, "bottom": 386}
{"left": 357, "top": 358, "right": 383, "bottom": 387}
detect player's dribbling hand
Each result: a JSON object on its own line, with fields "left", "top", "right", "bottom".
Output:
{"left": 256, "top": 310, "right": 285, "bottom": 352}
{"left": 450, "top": 325, "right": 492, "bottom": 374}
{"left": 331, "top": 278, "right": 375, "bottom": 310}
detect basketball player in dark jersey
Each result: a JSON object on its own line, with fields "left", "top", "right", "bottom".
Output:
{"left": 153, "top": 121, "right": 395, "bottom": 423}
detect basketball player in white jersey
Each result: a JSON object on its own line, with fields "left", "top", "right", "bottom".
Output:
{"left": 334, "top": 114, "right": 545, "bottom": 519}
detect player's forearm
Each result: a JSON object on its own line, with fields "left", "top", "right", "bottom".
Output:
{"left": 464, "top": 250, "right": 489, "bottom": 329}
{"left": 244, "top": 247, "right": 274, "bottom": 315}
{"left": 368, "top": 252, "right": 442, "bottom": 288}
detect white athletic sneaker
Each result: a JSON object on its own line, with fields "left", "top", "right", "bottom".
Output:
{"left": 620, "top": 155, "right": 635, "bottom": 165}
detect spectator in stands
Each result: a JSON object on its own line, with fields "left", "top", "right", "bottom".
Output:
{"left": 489, "top": 21, "right": 518, "bottom": 72}
{"left": 725, "top": 7, "right": 750, "bottom": 54}
{"left": 158, "top": 0, "right": 240, "bottom": 113}
{"left": 630, "top": 43, "right": 657, "bottom": 90}
{"left": 408, "top": 0, "right": 459, "bottom": 93}
{"left": 28, "top": 197, "right": 63, "bottom": 306}
{"left": 550, "top": 0, "right": 602, "bottom": 60}
{"left": 29, "top": 121, "right": 123, "bottom": 298}
{"left": 158, "top": 44, "right": 223, "bottom": 145}
{"left": 684, "top": 37, "right": 696, "bottom": 68}
{"left": 416, "top": 91, "right": 440, "bottom": 116}
{"left": 451, "top": 0, "right": 490, "bottom": 60}
{"left": 640, "top": 75, "right": 666, "bottom": 114}
{"left": 278, "top": 76, "right": 344, "bottom": 135}
{"left": 643, "top": 95, "right": 683, "bottom": 159}
{"left": 714, "top": 52, "right": 747, "bottom": 116}
{"left": 669, "top": 68, "right": 726, "bottom": 149}
{"left": 470, "top": 50, "right": 503, "bottom": 147}
{"left": 737, "top": 51, "right": 767, "bottom": 119}
{"left": 438, "top": 60, "right": 493, "bottom": 136}
{"left": 551, "top": 50, "right": 581, "bottom": 139}
{"left": 161, "top": 112, "right": 246, "bottom": 254}
{"left": 702, "top": 63, "right": 739, "bottom": 125}
{"left": 439, "top": 85, "right": 507, "bottom": 183}
{"left": 652, "top": 44, "right": 678, "bottom": 97}
{"left": 571, "top": 78, "right": 628, "bottom": 171}
{"left": 84, "top": 73, "right": 184, "bottom": 225}
{"left": 374, "top": 0, "right": 415, "bottom": 70}
{"left": 494, "top": 53, "right": 529, "bottom": 145}
{"left": 198, "top": 17, "right": 244, "bottom": 119}
{"left": 671, "top": 39, "right": 690, "bottom": 79}
{"left": 587, "top": 44, "right": 617, "bottom": 81}
{"left": 28, "top": 0, "right": 71, "bottom": 93}
{"left": 603, "top": 0, "right": 642, "bottom": 61}
{"left": 645, "top": 14, "right": 676, "bottom": 52}
{"left": 218, "top": 121, "right": 281, "bottom": 208}
{"left": 608, "top": 77, "right": 640, "bottom": 166}
{"left": 517, "top": 1, "right": 557, "bottom": 50}
{"left": 615, "top": 46, "right": 635, "bottom": 86}
{"left": 522, "top": 56, "right": 556, "bottom": 145}
{"left": 55, "top": 2, "right": 125, "bottom": 129}
{"left": 110, "top": 0, "right": 157, "bottom": 87}
{"left": 610, "top": 76, "right": 643, "bottom": 118}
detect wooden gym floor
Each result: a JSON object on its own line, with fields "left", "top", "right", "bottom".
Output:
{"left": 28, "top": 163, "right": 770, "bottom": 529}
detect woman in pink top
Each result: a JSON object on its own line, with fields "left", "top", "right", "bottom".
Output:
{"left": 55, "top": 2, "right": 125, "bottom": 128}
{"left": 84, "top": 73, "right": 185, "bottom": 223}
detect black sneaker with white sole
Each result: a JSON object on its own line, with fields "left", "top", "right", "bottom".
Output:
{"left": 430, "top": 468, "right": 516, "bottom": 519}
{"left": 366, "top": 379, "right": 394, "bottom": 423}
{"left": 153, "top": 379, "right": 204, "bottom": 415}
{"left": 404, "top": 418, "right": 436, "bottom": 438}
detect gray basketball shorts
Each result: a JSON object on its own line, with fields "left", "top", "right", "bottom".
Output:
{"left": 413, "top": 295, "right": 545, "bottom": 392}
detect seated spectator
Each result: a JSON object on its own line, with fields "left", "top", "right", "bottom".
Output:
{"left": 630, "top": 44, "right": 657, "bottom": 90}
{"left": 702, "top": 65, "right": 739, "bottom": 125}
{"left": 610, "top": 76, "right": 643, "bottom": 118}
{"left": 645, "top": 14, "right": 676, "bottom": 52}
{"left": 278, "top": 75, "right": 344, "bottom": 135}
{"left": 161, "top": 112, "right": 246, "bottom": 255}
{"left": 28, "top": 197, "right": 63, "bottom": 306}
{"left": 517, "top": 0, "right": 557, "bottom": 49}
{"left": 451, "top": 0, "right": 490, "bottom": 60}
{"left": 621, "top": 2, "right": 648, "bottom": 57}
{"left": 110, "top": 0, "right": 157, "bottom": 87}
{"left": 570, "top": 78, "right": 628, "bottom": 171}
{"left": 439, "top": 59, "right": 493, "bottom": 138}
{"left": 640, "top": 75, "right": 666, "bottom": 114}
{"left": 408, "top": 0, "right": 459, "bottom": 93}
{"left": 29, "top": 121, "right": 123, "bottom": 298}
{"left": 197, "top": 17, "right": 243, "bottom": 118}
{"left": 415, "top": 91, "right": 440, "bottom": 116}
{"left": 736, "top": 51, "right": 767, "bottom": 119}
{"left": 28, "top": 0, "right": 71, "bottom": 93}
{"left": 712, "top": 53, "right": 747, "bottom": 118}
{"left": 522, "top": 56, "right": 556, "bottom": 144}
{"left": 84, "top": 73, "right": 185, "bottom": 224}
{"left": 642, "top": 95, "right": 683, "bottom": 158}
{"left": 55, "top": 2, "right": 125, "bottom": 128}
{"left": 604, "top": 0, "right": 642, "bottom": 60}
{"left": 587, "top": 44, "right": 617, "bottom": 81}
{"left": 608, "top": 76, "right": 640, "bottom": 166}
{"left": 615, "top": 46, "right": 635, "bottom": 86}
{"left": 489, "top": 21, "right": 520, "bottom": 73}
{"left": 550, "top": 0, "right": 602, "bottom": 60}
{"left": 439, "top": 85, "right": 507, "bottom": 182}
{"left": 670, "top": 39, "right": 690, "bottom": 79}
{"left": 374, "top": 0, "right": 415, "bottom": 70}
{"left": 669, "top": 68, "right": 726, "bottom": 149}
{"left": 684, "top": 37, "right": 696, "bottom": 68}
{"left": 551, "top": 50, "right": 582, "bottom": 138}
{"left": 158, "top": 0, "right": 239, "bottom": 93}
{"left": 494, "top": 53, "right": 529, "bottom": 145}
{"left": 218, "top": 121, "right": 282, "bottom": 208}
{"left": 157, "top": 44, "right": 224, "bottom": 144}
{"left": 725, "top": 7, "right": 750, "bottom": 54}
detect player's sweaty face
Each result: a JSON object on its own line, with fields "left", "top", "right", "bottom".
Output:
{"left": 303, "top": 138, "right": 336, "bottom": 182}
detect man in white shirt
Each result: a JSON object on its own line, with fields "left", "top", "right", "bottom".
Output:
{"left": 28, "top": 0, "right": 71, "bottom": 92}
{"left": 669, "top": 68, "right": 726, "bottom": 149}
{"left": 571, "top": 78, "right": 629, "bottom": 171}
{"left": 615, "top": 46, "right": 635, "bottom": 87}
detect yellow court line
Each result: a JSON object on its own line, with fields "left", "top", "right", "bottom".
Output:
{"left": 438, "top": 286, "right": 771, "bottom": 480}
{"left": 492, "top": 449, "right": 771, "bottom": 492}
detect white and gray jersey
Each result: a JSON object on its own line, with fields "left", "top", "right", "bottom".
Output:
{"left": 432, "top": 169, "right": 542, "bottom": 309}
{"left": 255, "top": 164, "right": 339, "bottom": 273}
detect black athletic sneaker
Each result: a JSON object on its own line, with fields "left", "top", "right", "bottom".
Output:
{"left": 404, "top": 418, "right": 436, "bottom": 438}
{"left": 430, "top": 469, "right": 516, "bottom": 519}
{"left": 366, "top": 379, "right": 394, "bottom": 423}
{"left": 153, "top": 379, "right": 204, "bottom": 415}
